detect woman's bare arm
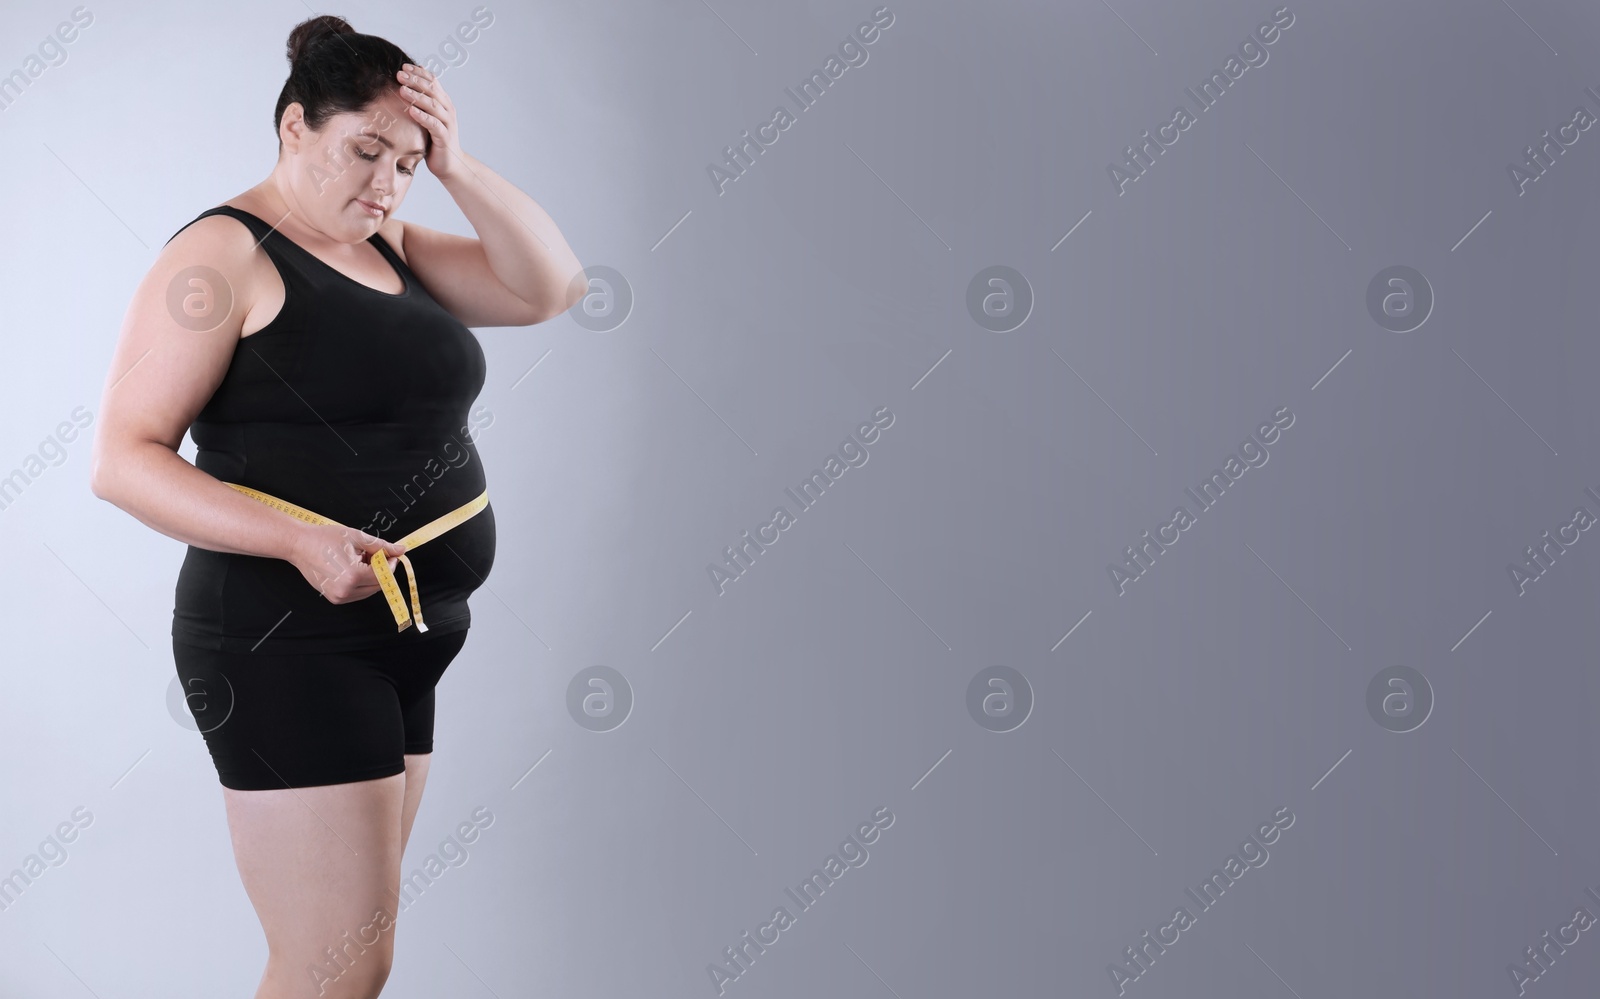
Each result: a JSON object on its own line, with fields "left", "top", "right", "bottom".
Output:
{"left": 89, "top": 215, "right": 310, "bottom": 560}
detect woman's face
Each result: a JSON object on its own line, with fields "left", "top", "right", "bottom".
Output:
{"left": 279, "top": 91, "right": 428, "bottom": 242}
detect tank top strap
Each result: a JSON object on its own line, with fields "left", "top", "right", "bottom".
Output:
{"left": 166, "top": 204, "right": 277, "bottom": 247}
{"left": 166, "top": 205, "right": 310, "bottom": 283}
{"left": 170, "top": 205, "right": 405, "bottom": 297}
{"left": 165, "top": 205, "right": 315, "bottom": 338}
{"left": 368, "top": 227, "right": 408, "bottom": 274}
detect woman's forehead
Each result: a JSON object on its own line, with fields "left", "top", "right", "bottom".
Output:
{"left": 328, "top": 103, "right": 426, "bottom": 151}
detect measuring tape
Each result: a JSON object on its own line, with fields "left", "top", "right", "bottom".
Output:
{"left": 224, "top": 482, "right": 489, "bottom": 633}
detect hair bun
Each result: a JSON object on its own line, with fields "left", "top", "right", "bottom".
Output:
{"left": 286, "top": 14, "right": 355, "bottom": 65}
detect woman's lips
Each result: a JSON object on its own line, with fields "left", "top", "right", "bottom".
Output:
{"left": 356, "top": 199, "right": 385, "bottom": 217}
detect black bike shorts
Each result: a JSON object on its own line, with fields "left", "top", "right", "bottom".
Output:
{"left": 171, "top": 629, "right": 470, "bottom": 791}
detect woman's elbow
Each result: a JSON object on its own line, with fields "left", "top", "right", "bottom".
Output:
{"left": 89, "top": 458, "right": 114, "bottom": 501}
{"left": 554, "top": 266, "right": 587, "bottom": 317}
{"left": 89, "top": 444, "right": 129, "bottom": 502}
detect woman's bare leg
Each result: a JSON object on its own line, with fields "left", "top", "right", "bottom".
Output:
{"left": 223, "top": 774, "right": 407, "bottom": 999}
{"left": 398, "top": 753, "right": 431, "bottom": 856}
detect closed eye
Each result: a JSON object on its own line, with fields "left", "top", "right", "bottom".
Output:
{"left": 355, "top": 148, "right": 413, "bottom": 175}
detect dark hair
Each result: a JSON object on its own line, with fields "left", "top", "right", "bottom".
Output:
{"left": 273, "top": 15, "right": 428, "bottom": 155}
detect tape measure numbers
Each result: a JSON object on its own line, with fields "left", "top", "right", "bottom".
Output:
{"left": 224, "top": 482, "right": 489, "bottom": 633}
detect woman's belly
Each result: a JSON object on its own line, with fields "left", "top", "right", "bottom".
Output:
{"left": 175, "top": 425, "right": 497, "bottom": 651}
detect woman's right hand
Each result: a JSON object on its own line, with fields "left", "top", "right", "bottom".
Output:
{"left": 289, "top": 522, "right": 409, "bottom": 605}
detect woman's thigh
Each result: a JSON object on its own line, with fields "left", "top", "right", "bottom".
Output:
{"left": 223, "top": 774, "right": 406, "bottom": 995}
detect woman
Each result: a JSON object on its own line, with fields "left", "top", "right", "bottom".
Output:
{"left": 89, "top": 15, "right": 582, "bottom": 998}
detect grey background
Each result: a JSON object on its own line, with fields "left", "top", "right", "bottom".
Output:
{"left": 3, "top": 0, "right": 1600, "bottom": 995}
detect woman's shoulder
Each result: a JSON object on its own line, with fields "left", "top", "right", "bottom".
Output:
{"left": 159, "top": 202, "right": 277, "bottom": 336}
{"left": 165, "top": 198, "right": 265, "bottom": 254}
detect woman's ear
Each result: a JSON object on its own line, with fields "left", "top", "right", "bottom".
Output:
{"left": 279, "top": 102, "right": 308, "bottom": 153}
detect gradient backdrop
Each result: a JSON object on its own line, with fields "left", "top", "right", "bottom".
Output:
{"left": 4, "top": 0, "right": 1600, "bottom": 996}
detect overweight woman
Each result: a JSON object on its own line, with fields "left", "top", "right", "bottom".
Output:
{"left": 89, "top": 16, "right": 582, "bottom": 998}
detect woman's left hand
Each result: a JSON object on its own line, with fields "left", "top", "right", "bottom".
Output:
{"left": 397, "top": 62, "right": 466, "bottom": 181}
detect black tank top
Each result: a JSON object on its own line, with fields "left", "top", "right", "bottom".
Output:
{"left": 166, "top": 205, "right": 497, "bottom": 653}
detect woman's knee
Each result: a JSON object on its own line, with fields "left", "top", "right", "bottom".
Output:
{"left": 285, "top": 935, "right": 394, "bottom": 997}
{"left": 340, "top": 954, "right": 394, "bottom": 999}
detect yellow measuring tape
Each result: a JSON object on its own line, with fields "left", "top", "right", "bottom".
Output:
{"left": 224, "top": 482, "right": 489, "bottom": 633}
